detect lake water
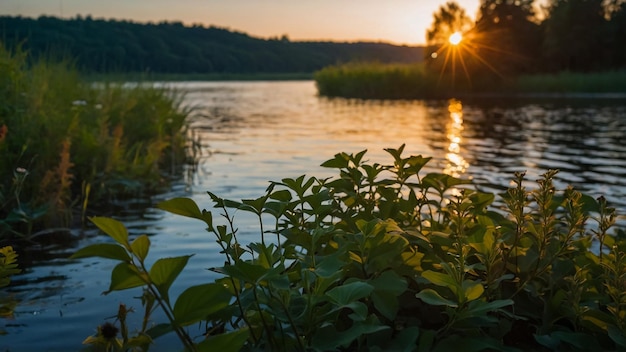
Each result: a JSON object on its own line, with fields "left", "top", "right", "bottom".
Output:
{"left": 3, "top": 81, "right": 626, "bottom": 351}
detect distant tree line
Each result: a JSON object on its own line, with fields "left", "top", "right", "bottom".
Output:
{"left": 0, "top": 15, "right": 423, "bottom": 74}
{"left": 426, "top": 0, "right": 626, "bottom": 78}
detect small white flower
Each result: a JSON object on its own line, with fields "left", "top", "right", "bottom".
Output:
{"left": 166, "top": 118, "right": 173, "bottom": 124}
{"left": 72, "top": 100, "right": 87, "bottom": 106}
{"left": 16, "top": 167, "right": 28, "bottom": 174}
{"left": 94, "top": 104, "right": 103, "bottom": 110}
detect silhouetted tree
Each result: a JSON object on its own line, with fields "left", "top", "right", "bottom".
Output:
{"left": 424, "top": 2, "right": 477, "bottom": 85}
{"left": 542, "top": 0, "right": 611, "bottom": 72}
{"left": 472, "top": 0, "right": 542, "bottom": 76}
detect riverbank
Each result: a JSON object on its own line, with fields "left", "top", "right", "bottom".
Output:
{"left": 314, "top": 62, "right": 626, "bottom": 99}
{"left": 86, "top": 71, "right": 314, "bottom": 82}
{"left": 0, "top": 47, "right": 194, "bottom": 243}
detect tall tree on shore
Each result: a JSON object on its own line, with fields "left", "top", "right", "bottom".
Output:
{"left": 472, "top": 0, "right": 541, "bottom": 76}
{"left": 607, "top": 1, "right": 626, "bottom": 68}
{"left": 425, "top": 2, "right": 475, "bottom": 84}
{"left": 426, "top": 1, "right": 474, "bottom": 49}
{"left": 541, "top": 0, "right": 610, "bottom": 72}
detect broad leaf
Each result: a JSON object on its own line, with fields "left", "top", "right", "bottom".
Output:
{"left": 90, "top": 217, "right": 129, "bottom": 247}
{"left": 416, "top": 289, "right": 458, "bottom": 307}
{"left": 462, "top": 280, "right": 484, "bottom": 302}
{"left": 312, "top": 319, "right": 389, "bottom": 351}
{"left": 157, "top": 198, "right": 212, "bottom": 227}
{"left": 173, "top": 283, "right": 231, "bottom": 326}
{"left": 196, "top": 328, "right": 249, "bottom": 352}
{"left": 608, "top": 325, "right": 626, "bottom": 347}
{"left": 465, "top": 299, "right": 514, "bottom": 316}
{"left": 70, "top": 243, "right": 131, "bottom": 262}
{"left": 326, "top": 281, "right": 374, "bottom": 306}
{"left": 106, "top": 262, "right": 146, "bottom": 293}
{"left": 149, "top": 255, "right": 192, "bottom": 303}
{"left": 131, "top": 235, "right": 150, "bottom": 262}
{"left": 422, "top": 270, "right": 458, "bottom": 294}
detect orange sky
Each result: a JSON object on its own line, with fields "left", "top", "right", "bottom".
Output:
{"left": 3, "top": 0, "right": 487, "bottom": 45}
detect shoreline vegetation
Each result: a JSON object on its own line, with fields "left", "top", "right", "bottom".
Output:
{"left": 86, "top": 71, "right": 314, "bottom": 82}
{"left": 314, "top": 62, "right": 626, "bottom": 100}
{"left": 74, "top": 147, "right": 626, "bottom": 351}
{"left": 0, "top": 46, "right": 195, "bottom": 244}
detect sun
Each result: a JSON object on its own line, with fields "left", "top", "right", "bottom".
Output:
{"left": 449, "top": 32, "right": 463, "bottom": 46}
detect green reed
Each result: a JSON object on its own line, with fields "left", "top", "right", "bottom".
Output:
{"left": 314, "top": 62, "right": 626, "bottom": 99}
{"left": 0, "top": 44, "right": 194, "bottom": 240}
{"left": 314, "top": 62, "right": 442, "bottom": 99}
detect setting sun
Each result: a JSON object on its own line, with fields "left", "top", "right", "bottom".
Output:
{"left": 449, "top": 31, "right": 463, "bottom": 45}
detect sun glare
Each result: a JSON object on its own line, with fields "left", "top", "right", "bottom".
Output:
{"left": 449, "top": 32, "right": 462, "bottom": 45}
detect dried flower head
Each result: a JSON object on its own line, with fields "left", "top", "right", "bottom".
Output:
{"left": 99, "top": 322, "right": 119, "bottom": 340}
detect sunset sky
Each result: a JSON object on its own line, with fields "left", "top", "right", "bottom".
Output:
{"left": 3, "top": 0, "right": 485, "bottom": 45}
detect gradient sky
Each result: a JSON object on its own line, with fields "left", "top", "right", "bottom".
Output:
{"left": 2, "top": 0, "right": 485, "bottom": 45}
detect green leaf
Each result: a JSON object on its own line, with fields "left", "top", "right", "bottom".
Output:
{"left": 312, "top": 318, "right": 388, "bottom": 350}
{"left": 386, "top": 326, "right": 420, "bottom": 352}
{"left": 422, "top": 173, "right": 471, "bottom": 193}
{"left": 462, "top": 280, "right": 484, "bottom": 302}
{"left": 146, "top": 323, "right": 173, "bottom": 340}
{"left": 465, "top": 299, "right": 514, "bottom": 316}
{"left": 216, "top": 261, "right": 271, "bottom": 284}
{"left": 196, "top": 328, "right": 249, "bottom": 352}
{"left": 149, "top": 255, "right": 192, "bottom": 303}
{"left": 416, "top": 289, "right": 458, "bottom": 307}
{"left": 125, "top": 334, "right": 153, "bottom": 349}
{"left": 173, "top": 283, "right": 232, "bottom": 326}
{"left": 158, "top": 197, "right": 202, "bottom": 218}
{"left": 370, "top": 271, "right": 408, "bottom": 320}
{"left": 326, "top": 281, "right": 374, "bottom": 306}
{"left": 321, "top": 152, "right": 350, "bottom": 168}
{"left": 371, "top": 290, "right": 399, "bottom": 321}
{"left": 422, "top": 270, "right": 458, "bottom": 293}
{"left": 608, "top": 325, "right": 626, "bottom": 347}
{"left": 106, "top": 262, "right": 146, "bottom": 293}
{"left": 157, "top": 198, "right": 212, "bottom": 227}
{"left": 90, "top": 217, "right": 129, "bottom": 247}
{"left": 316, "top": 251, "right": 347, "bottom": 277}
{"left": 70, "top": 243, "right": 131, "bottom": 262}
{"left": 131, "top": 235, "right": 150, "bottom": 262}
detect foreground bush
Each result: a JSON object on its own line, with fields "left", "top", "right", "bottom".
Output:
{"left": 0, "top": 45, "right": 193, "bottom": 240}
{"left": 73, "top": 146, "right": 625, "bottom": 351}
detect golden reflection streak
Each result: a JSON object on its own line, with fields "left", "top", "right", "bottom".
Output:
{"left": 444, "top": 99, "right": 469, "bottom": 178}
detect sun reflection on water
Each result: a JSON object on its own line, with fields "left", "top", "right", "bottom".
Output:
{"left": 444, "top": 99, "right": 469, "bottom": 178}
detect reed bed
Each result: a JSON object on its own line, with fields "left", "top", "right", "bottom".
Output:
{"left": 0, "top": 45, "right": 193, "bottom": 240}
{"left": 315, "top": 62, "right": 626, "bottom": 99}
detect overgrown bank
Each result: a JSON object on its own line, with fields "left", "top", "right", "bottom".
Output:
{"left": 314, "top": 62, "right": 626, "bottom": 99}
{"left": 0, "top": 45, "right": 194, "bottom": 242}
{"left": 74, "top": 146, "right": 626, "bottom": 351}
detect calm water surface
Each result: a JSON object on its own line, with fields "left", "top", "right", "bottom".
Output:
{"left": 3, "top": 81, "right": 626, "bottom": 351}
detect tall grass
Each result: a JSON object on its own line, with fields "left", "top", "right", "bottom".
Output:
{"left": 513, "top": 70, "right": 626, "bottom": 94}
{"left": 315, "top": 62, "right": 626, "bottom": 99}
{"left": 0, "top": 45, "right": 193, "bottom": 240}
{"left": 315, "top": 62, "right": 441, "bottom": 99}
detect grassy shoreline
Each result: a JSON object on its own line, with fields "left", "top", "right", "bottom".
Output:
{"left": 86, "top": 71, "right": 314, "bottom": 82}
{"left": 314, "top": 62, "right": 626, "bottom": 100}
{"left": 0, "top": 47, "right": 194, "bottom": 242}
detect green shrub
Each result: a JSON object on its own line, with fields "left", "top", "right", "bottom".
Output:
{"left": 73, "top": 145, "right": 626, "bottom": 351}
{"left": 0, "top": 45, "right": 194, "bottom": 240}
